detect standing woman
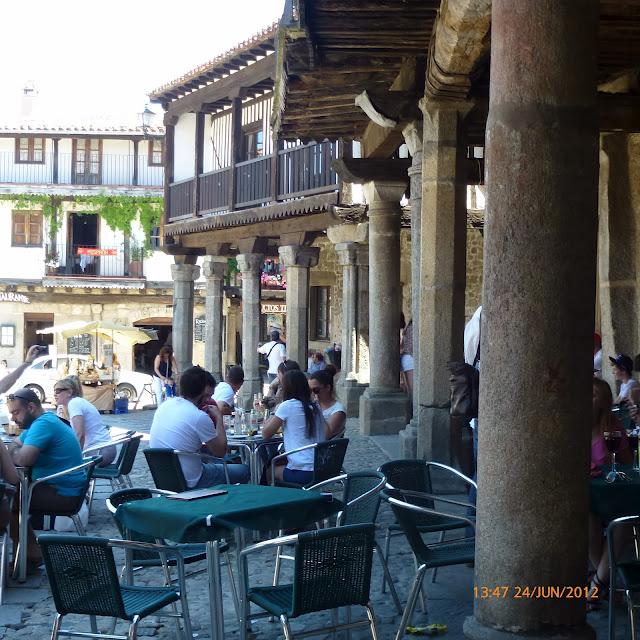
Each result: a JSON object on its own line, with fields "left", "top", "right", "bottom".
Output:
{"left": 153, "top": 345, "right": 178, "bottom": 406}
{"left": 54, "top": 376, "right": 116, "bottom": 465}
{"left": 308, "top": 369, "right": 346, "bottom": 438}
{"left": 262, "top": 370, "right": 327, "bottom": 485}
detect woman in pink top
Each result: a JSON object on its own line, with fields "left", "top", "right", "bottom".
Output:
{"left": 588, "top": 378, "right": 632, "bottom": 606}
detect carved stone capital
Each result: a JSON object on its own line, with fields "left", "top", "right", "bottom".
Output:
{"left": 202, "top": 256, "right": 227, "bottom": 280}
{"left": 335, "top": 242, "right": 359, "bottom": 267}
{"left": 170, "top": 263, "right": 200, "bottom": 282}
{"left": 326, "top": 222, "right": 369, "bottom": 246}
{"left": 236, "top": 253, "right": 264, "bottom": 275}
{"left": 278, "top": 245, "right": 320, "bottom": 269}
{"left": 363, "top": 180, "right": 407, "bottom": 209}
{"left": 402, "top": 121, "right": 424, "bottom": 158}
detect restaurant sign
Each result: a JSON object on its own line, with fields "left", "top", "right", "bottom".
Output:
{"left": 77, "top": 247, "right": 117, "bottom": 256}
{"left": 0, "top": 292, "right": 30, "bottom": 304}
{"left": 261, "top": 303, "right": 286, "bottom": 314}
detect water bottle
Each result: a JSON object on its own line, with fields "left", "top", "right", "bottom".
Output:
{"left": 249, "top": 408, "right": 259, "bottom": 435}
{"left": 234, "top": 409, "right": 244, "bottom": 435}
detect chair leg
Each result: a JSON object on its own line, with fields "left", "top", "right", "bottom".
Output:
{"left": 374, "top": 542, "right": 402, "bottom": 615}
{"left": 414, "top": 554, "right": 426, "bottom": 614}
{"left": 224, "top": 550, "right": 240, "bottom": 619}
{"left": 273, "top": 531, "right": 285, "bottom": 587}
{"left": 179, "top": 584, "right": 194, "bottom": 640}
{"left": 87, "top": 479, "right": 96, "bottom": 512}
{"left": 280, "top": 614, "right": 294, "bottom": 640}
{"left": 381, "top": 529, "right": 391, "bottom": 593}
{"left": 50, "top": 613, "right": 63, "bottom": 640}
{"left": 72, "top": 514, "right": 86, "bottom": 536}
{"left": 127, "top": 614, "right": 140, "bottom": 640}
{"left": 365, "top": 604, "right": 380, "bottom": 640}
{"left": 394, "top": 565, "right": 427, "bottom": 640}
{"left": 0, "top": 531, "right": 6, "bottom": 606}
{"left": 90, "top": 615, "right": 98, "bottom": 634}
{"left": 626, "top": 591, "right": 634, "bottom": 640}
{"left": 431, "top": 531, "right": 445, "bottom": 583}
{"left": 608, "top": 579, "right": 616, "bottom": 640}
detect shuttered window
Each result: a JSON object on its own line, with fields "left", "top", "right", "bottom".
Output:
{"left": 15, "top": 137, "right": 45, "bottom": 163}
{"left": 148, "top": 139, "right": 163, "bottom": 166}
{"left": 12, "top": 211, "right": 43, "bottom": 247}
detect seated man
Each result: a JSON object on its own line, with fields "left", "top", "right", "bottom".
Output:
{"left": 7, "top": 388, "right": 86, "bottom": 571}
{"left": 149, "top": 366, "right": 249, "bottom": 487}
{"left": 212, "top": 365, "right": 244, "bottom": 415}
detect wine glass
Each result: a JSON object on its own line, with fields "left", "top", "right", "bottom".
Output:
{"left": 630, "top": 428, "right": 640, "bottom": 474}
{"left": 604, "top": 430, "right": 622, "bottom": 483}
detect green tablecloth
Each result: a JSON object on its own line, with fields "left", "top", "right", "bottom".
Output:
{"left": 115, "top": 484, "right": 341, "bottom": 544}
{"left": 590, "top": 465, "right": 640, "bottom": 522}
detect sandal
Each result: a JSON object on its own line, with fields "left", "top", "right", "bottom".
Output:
{"left": 587, "top": 573, "right": 608, "bottom": 611}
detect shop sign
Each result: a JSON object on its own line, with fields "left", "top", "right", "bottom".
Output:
{"left": 0, "top": 292, "right": 30, "bottom": 304}
{"left": 194, "top": 316, "right": 206, "bottom": 342}
{"left": 77, "top": 247, "right": 117, "bottom": 256}
{"left": 261, "top": 303, "right": 286, "bottom": 314}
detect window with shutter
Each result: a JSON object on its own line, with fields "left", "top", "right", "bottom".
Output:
{"left": 15, "top": 137, "right": 46, "bottom": 163}
{"left": 148, "top": 139, "right": 164, "bottom": 166}
{"left": 12, "top": 210, "right": 43, "bottom": 247}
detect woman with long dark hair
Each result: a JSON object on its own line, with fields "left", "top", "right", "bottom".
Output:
{"left": 262, "top": 369, "right": 327, "bottom": 485}
{"left": 309, "top": 369, "right": 346, "bottom": 438}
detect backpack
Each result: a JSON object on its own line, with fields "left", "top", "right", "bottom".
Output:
{"left": 260, "top": 341, "right": 279, "bottom": 368}
{"left": 447, "top": 361, "right": 479, "bottom": 420}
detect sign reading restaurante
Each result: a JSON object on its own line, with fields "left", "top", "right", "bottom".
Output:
{"left": 0, "top": 292, "right": 30, "bottom": 304}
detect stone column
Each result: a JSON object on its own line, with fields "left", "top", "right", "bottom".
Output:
{"left": 416, "top": 100, "right": 469, "bottom": 463}
{"left": 327, "top": 223, "right": 370, "bottom": 415}
{"left": 399, "top": 121, "right": 423, "bottom": 458}
{"left": 278, "top": 245, "right": 319, "bottom": 368}
{"left": 202, "top": 256, "right": 226, "bottom": 381}
{"left": 598, "top": 133, "right": 640, "bottom": 389}
{"left": 464, "top": 1, "right": 598, "bottom": 639}
{"left": 356, "top": 244, "right": 370, "bottom": 384}
{"left": 170, "top": 258, "right": 200, "bottom": 377}
{"left": 236, "top": 253, "right": 263, "bottom": 408}
{"left": 359, "top": 180, "right": 409, "bottom": 435}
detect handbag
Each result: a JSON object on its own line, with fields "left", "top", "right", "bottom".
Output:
{"left": 260, "top": 342, "right": 278, "bottom": 368}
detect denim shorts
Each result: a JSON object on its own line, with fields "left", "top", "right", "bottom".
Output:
{"left": 195, "top": 461, "right": 250, "bottom": 487}
{"left": 283, "top": 467, "right": 313, "bottom": 485}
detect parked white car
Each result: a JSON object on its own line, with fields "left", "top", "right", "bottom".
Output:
{"left": 5, "top": 354, "right": 153, "bottom": 403}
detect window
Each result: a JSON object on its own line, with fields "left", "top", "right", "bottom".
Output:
{"left": 15, "top": 137, "right": 45, "bottom": 163}
{"left": 150, "top": 226, "right": 161, "bottom": 250}
{"left": 12, "top": 211, "right": 43, "bottom": 247}
{"left": 242, "top": 123, "right": 264, "bottom": 161}
{"left": 0, "top": 325, "right": 15, "bottom": 347}
{"left": 309, "top": 286, "right": 330, "bottom": 340}
{"left": 148, "top": 139, "right": 164, "bottom": 166}
{"left": 72, "top": 138, "right": 102, "bottom": 184}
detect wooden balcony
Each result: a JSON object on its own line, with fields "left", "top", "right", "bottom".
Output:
{"left": 167, "top": 140, "right": 339, "bottom": 222}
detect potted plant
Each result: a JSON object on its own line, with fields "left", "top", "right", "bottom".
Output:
{"left": 45, "top": 249, "right": 60, "bottom": 274}
{"left": 128, "top": 244, "right": 144, "bottom": 278}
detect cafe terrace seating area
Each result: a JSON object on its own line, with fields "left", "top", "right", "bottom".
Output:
{"left": 1, "top": 414, "right": 635, "bottom": 639}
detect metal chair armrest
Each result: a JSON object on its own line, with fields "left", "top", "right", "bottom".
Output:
{"left": 270, "top": 443, "right": 318, "bottom": 484}
{"left": 395, "top": 489, "right": 477, "bottom": 512}
{"left": 386, "top": 494, "right": 476, "bottom": 531}
{"left": 240, "top": 533, "right": 300, "bottom": 559}
{"left": 425, "top": 461, "right": 477, "bottom": 489}
{"left": 173, "top": 449, "right": 230, "bottom": 483}
{"left": 30, "top": 456, "right": 100, "bottom": 491}
{"left": 305, "top": 474, "right": 348, "bottom": 492}
{"left": 82, "top": 435, "right": 130, "bottom": 456}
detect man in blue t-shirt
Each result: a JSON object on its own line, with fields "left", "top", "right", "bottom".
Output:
{"left": 7, "top": 388, "right": 85, "bottom": 570}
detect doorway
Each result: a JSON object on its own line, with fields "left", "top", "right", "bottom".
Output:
{"left": 132, "top": 317, "right": 172, "bottom": 374}
{"left": 67, "top": 213, "right": 99, "bottom": 275}
{"left": 24, "top": 313, "right": 54, "bottom": 358}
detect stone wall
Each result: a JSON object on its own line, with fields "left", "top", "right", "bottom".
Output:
{"left": 465, "top": 226, "right": 484, "bottom": 320}
{"left": 310, "top": 235, "right": 342, "bottom": 352}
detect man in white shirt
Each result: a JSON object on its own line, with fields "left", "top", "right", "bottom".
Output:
{"left": 257, "top": 330, "right": 287, "bottom": 382}
{"left": 213, "top": 365, "right": 244, "bottom": 415}
{"left": 149, "top": 366, "right": 249, "bottom": 487}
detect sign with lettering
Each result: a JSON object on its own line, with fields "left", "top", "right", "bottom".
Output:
{"left": 194, "top": 316, "right": 206, "bottom": 342}
{"left": 261, "top": 303, "right": 286, "bottom": 314}
{"left": 0, "top": 292, "right": 30, "bottom": 304}
{"left": 77, "top": 247, "right": 117, "bottom": 256}
{"left": 68, "top": 334, "right": 92, "bottom": 355}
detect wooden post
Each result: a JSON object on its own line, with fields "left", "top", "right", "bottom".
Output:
{"left": 164, "top": 123, "right": 175, "bottom": 223}
{"left": 132, "top": 140, "right": 139, "bottom": 186}
{"left": 270, "top": 134, "right": 280, "bottom": 202}
{"left": 193, "top": 111, "right": 205, "bottom": 216}
{"left": 228, "top": 97, "right": 242, "bottom": 211}
{"left": 52, "top": 138, "right": 59, "bottom": 184}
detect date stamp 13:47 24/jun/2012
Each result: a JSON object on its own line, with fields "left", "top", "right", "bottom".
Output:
{"left": 474, "top": 585, "right": 598, "bottom": 600}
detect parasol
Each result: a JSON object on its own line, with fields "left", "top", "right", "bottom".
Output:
{"left": 37, "top": 320, "right": 157, "bottom": 347}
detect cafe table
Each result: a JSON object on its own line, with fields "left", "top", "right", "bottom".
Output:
{"left": 115, "top": 483, "right": 341, "bottom": 640}
{"left": 226, "top": 433, "right": 282, "bottom": 484}
{"left": 590, "top": 465, "right": 640, "bottom": 522}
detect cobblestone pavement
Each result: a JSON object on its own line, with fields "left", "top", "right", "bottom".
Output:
{"left": 1, "top": 412, "right": 616, "bottom": 639}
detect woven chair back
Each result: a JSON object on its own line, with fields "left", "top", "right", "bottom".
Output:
{"left": 312, "top": 438, "right": 349, "bottom": 484}
{"left": 340, "top": 471, "right": 385, "bottom": 526}
{"left": 379, "top": 459, "right": 435, "bottom": 511}
{"left": 117, "top": 435, "right": 142, "bottom": 476}
{"left": 144, "top": 448, "right": 189, "bottom": 493}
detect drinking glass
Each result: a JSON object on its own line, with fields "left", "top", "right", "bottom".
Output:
{"left": 604, "top": 430, "right": 622, "bottom": 482}
{"left": 630, "top": 428, "right": 640, "bottom": 474}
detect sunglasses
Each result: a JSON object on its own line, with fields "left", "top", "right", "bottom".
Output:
{"left": 54, "top": 387, "right": 70, "bottom": 394}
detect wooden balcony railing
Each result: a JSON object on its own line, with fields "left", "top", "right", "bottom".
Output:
{"left": 166, "top": 140, "right": 340, "bottom": 222}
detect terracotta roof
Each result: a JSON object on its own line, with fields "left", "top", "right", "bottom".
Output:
{"left": 149, "top": 22, "right": 278, "bottom": 103}
{"left": 0, "top": 124, "right": 164, "bottom": 136}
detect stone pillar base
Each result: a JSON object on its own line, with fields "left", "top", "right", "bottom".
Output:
{"left": 464, "top": 617, "right": 595, "bottom": 640}
{"left": 359, "top": 389, "right": 409, "bottom": 436}
{"left": 418, "top": 406, "right": 453, "bottom": 464}
{"left": 398, "top": 419, "right": 418, "bottom": 458}
{"left": 336, "top": 378, "right": 368, "bottom": 417}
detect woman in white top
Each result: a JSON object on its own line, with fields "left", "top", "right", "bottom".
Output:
{"left": 262, "top": 369, "right": 327, "bottom": 485}
{"left": 54, "top": 376, "right": 116, "bottom": 465}
{"left": 609, "top": 354, "right": 640, "bottom": 404}
{"left": 308, "top": 368, "right": 346, "bottom": 438}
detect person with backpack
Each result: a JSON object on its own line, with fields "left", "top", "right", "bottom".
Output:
{"left": 257, "top": 330, "right": 287, "bottom": 382}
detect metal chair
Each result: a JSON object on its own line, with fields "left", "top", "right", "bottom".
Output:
{"left": 14, "top": 455, "right": 102, "bottom": 581}
{"left": 144, "top": 447, "right": 230, "bottom": 492}
{"left": 0, "top": 482, "right": 15, "bottom": 604}
{"left": 270, "top": 438, "right": 349, "bottom": 488}
{"left": 271, "top": 471, "right": 402, "bottom": 614}
{"left": 381, "top": 488, "right": 475, "bottom": 640}
{"left": 106, "top": 487, "right": 240, "bottom": 616}
{"left": 87, "top": 433, "right": 142, "bottom": 510}
{"left": 378, "top": 459, "right": 476, "bottom": 590}
{"left": 38, "top": 534, "right": 193, "bottom": 640}
{"left": 239, "top": 524, "right": 380, "bottom": 640}
{"left": 607, "top": 515, "right": 640, "bottom": 640}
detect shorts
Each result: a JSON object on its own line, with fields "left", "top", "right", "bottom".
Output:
{"left": 283, "top": 467, "right": 314, "bottom": 486}
{"left": 400, "top": 354, "right": 414, "bottom": 372}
